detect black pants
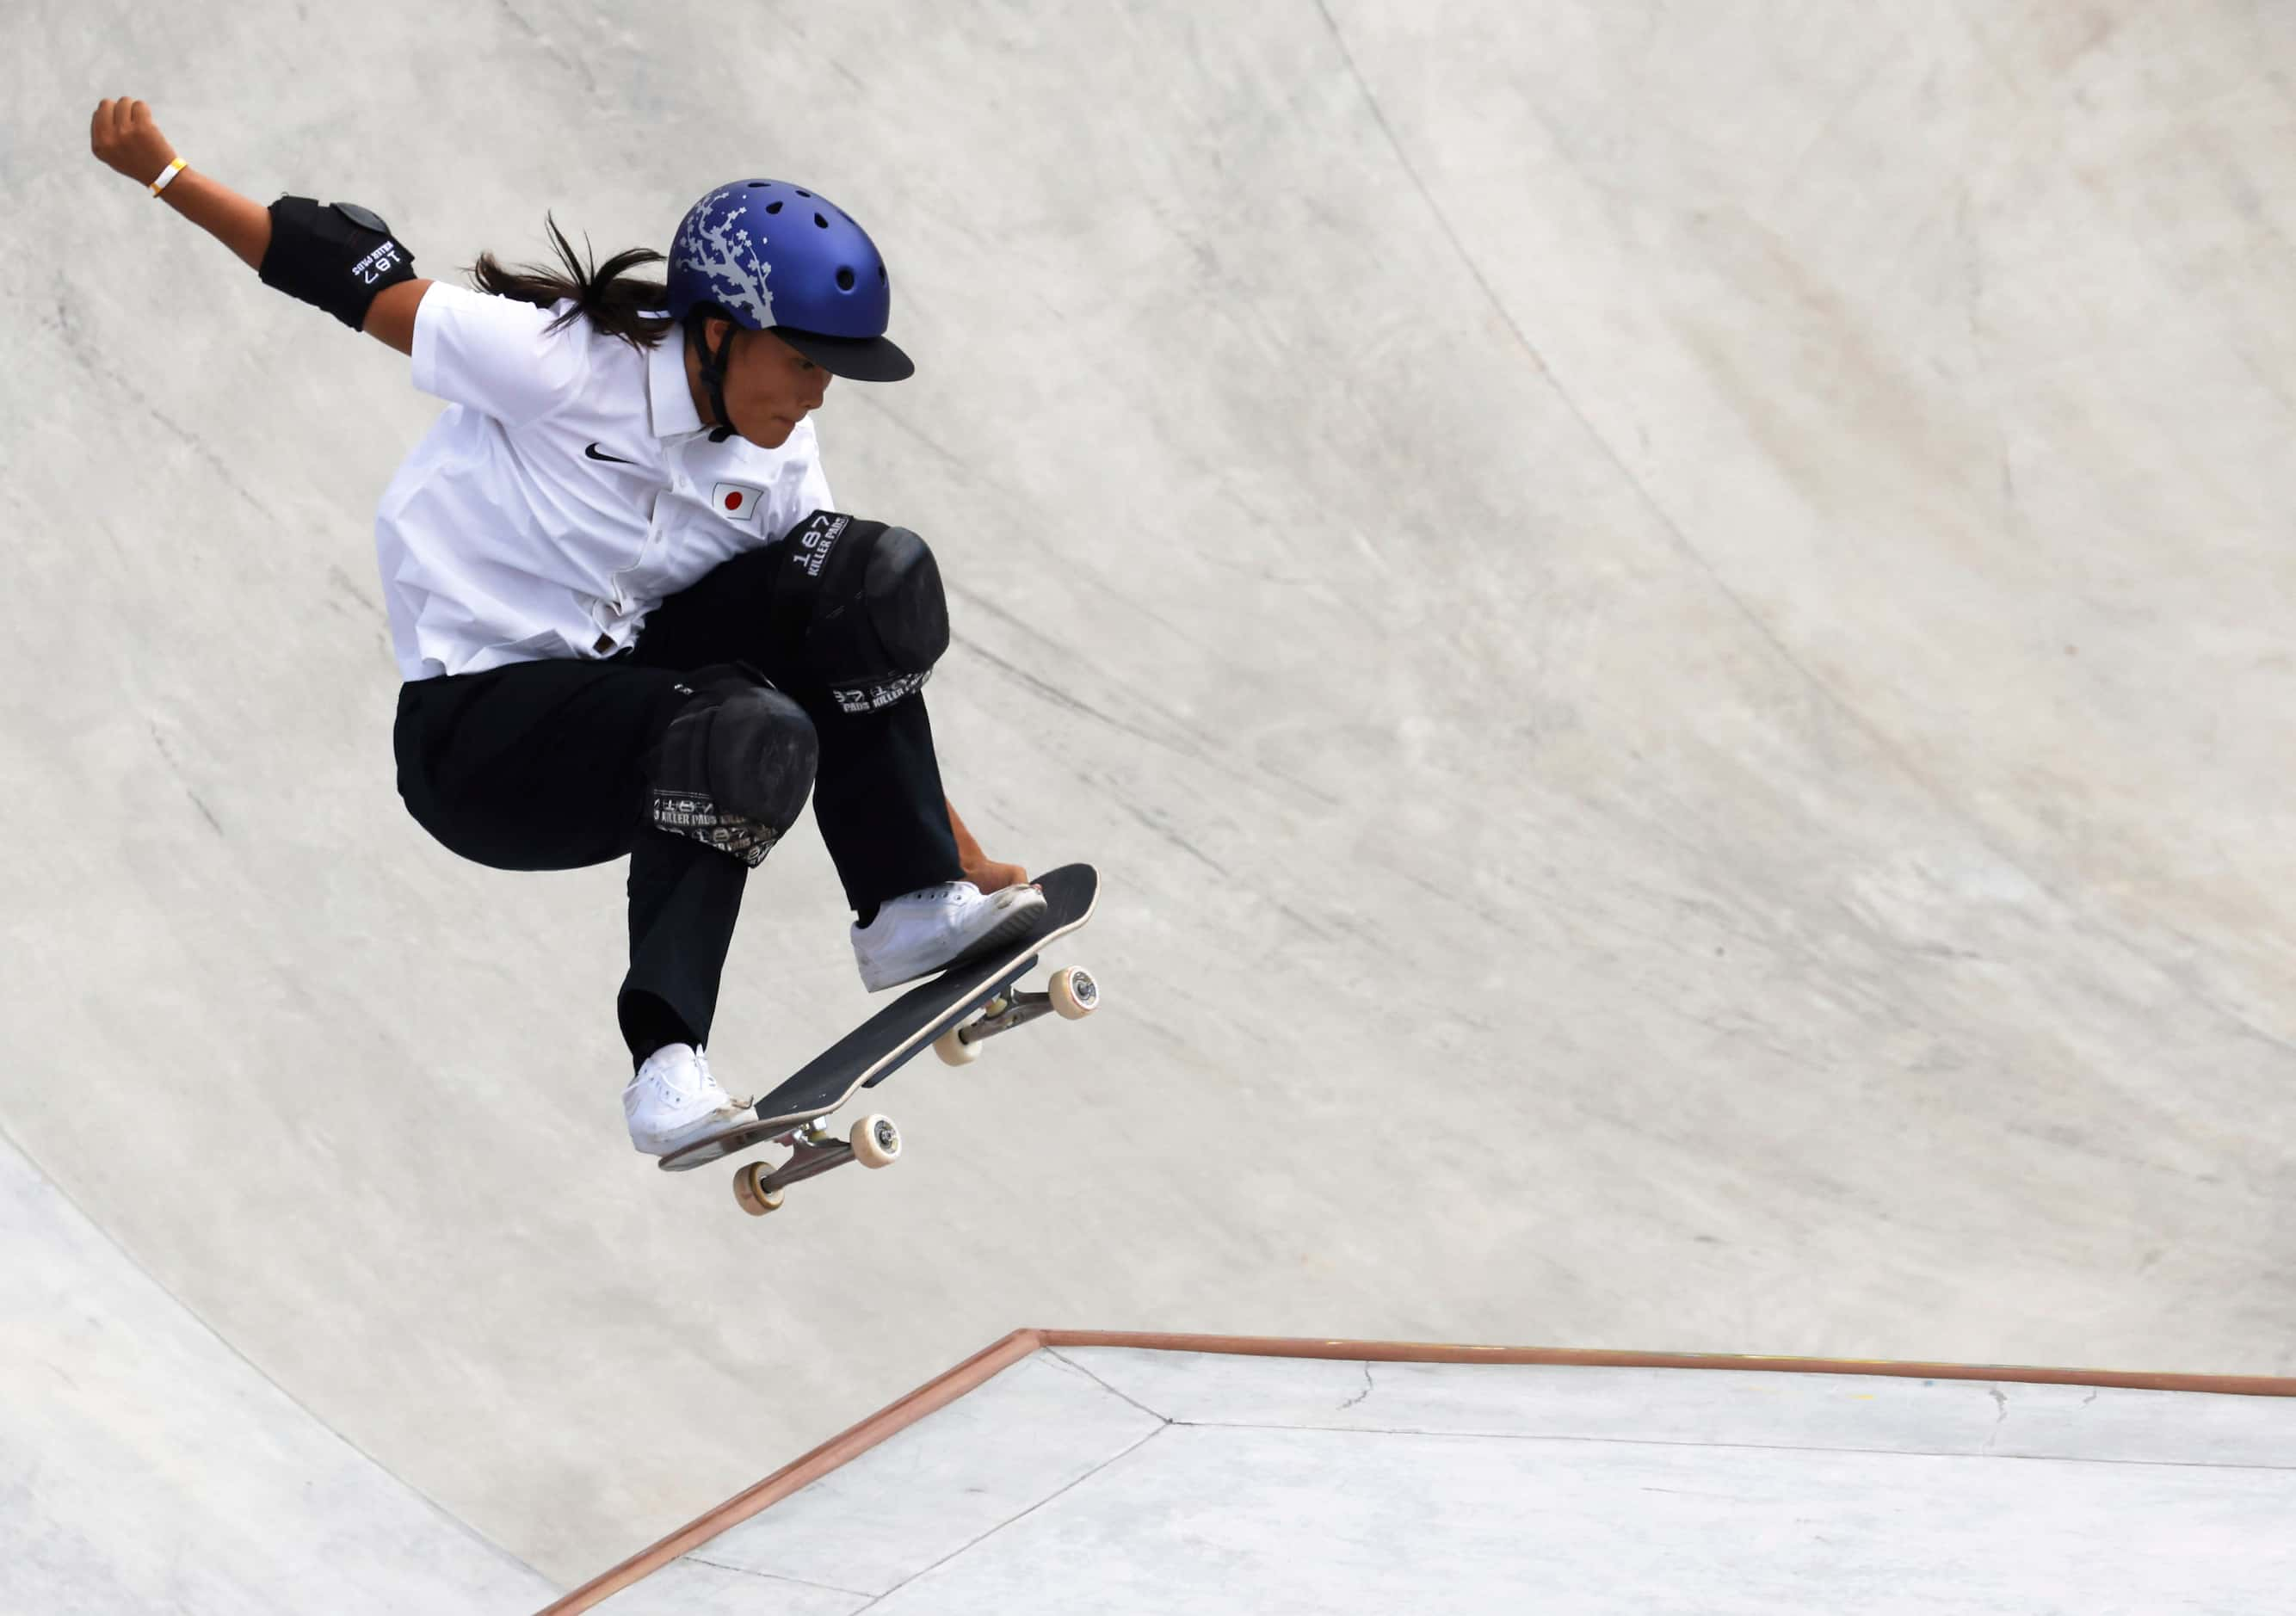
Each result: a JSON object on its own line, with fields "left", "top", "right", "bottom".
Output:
{"left": 392, "top": 546, "right": 963, "bottom": 1060}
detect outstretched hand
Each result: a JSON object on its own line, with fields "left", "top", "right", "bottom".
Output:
{"left": 90, "top": 98, "right": 178, "bottom": 187}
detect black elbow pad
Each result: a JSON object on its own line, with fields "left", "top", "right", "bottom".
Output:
{"left": 258, "top": 196, "right": 417, "bottom": 330}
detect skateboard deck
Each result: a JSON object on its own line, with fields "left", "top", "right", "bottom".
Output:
{"left": 660, "top": 863, "right": 1100, "bottom": 1207}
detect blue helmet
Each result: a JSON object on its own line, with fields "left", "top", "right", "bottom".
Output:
{"left": 666, "top": 179, "right": 911, "bottom": 382}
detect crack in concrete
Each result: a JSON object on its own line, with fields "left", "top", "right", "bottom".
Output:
{"left": 682, "top": 1554, "right": 877, "bottom": 1599}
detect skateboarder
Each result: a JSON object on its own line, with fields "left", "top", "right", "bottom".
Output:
{"left": 90, "top": 97, "right": 1047, "bottom": 1159}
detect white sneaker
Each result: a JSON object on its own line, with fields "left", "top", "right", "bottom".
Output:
{"left": 852, "top": 880, "right": 1049, "bottom": 992}
{"left": 621, "top": 1044, "right": 751, "bottom": 1156}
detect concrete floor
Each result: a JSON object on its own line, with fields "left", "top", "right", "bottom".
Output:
{"left": 583, "top": 1344, "right": 2296, "bottom": 1614}
{"left": 4, "top": 0, "right": 2293, "bottom": 1604}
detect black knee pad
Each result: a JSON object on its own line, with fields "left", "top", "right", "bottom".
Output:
{"left": 645, "top": 670, "right": 818, "bottom": 866}
{"left": 861, "top": 526, "right": 950, "bottom": 674}
{"left": 772, "top": 511, "right": 950, "bottom": 712}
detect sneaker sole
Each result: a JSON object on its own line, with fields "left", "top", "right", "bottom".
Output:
{"left": 632, "top": 1106, "right": 756, "bottom": 1158}
{"left": 862, "top": 891, "right": 1050, "bottom": 993}
{"left": 943, "top": 893, "right": 1052, "bottom": 973}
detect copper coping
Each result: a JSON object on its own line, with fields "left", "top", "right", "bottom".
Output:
{"left": 540, "top": 1329, "right": 2296, "bottom": 1613}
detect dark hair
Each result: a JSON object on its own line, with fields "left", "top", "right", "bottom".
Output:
{"left": 470, "top": 214, "right": 676, "bottom": 348}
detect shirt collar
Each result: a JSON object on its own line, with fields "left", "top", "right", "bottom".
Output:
{"left": 646, "top": 324, "right": 707, "bottom": 440}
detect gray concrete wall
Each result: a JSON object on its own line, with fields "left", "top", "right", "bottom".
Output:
{"left": 0, "top": 1134, "right": 555, "bottom": 1612}
{"left": 5, "top": 0, "right": 2293, "bottom": 1589}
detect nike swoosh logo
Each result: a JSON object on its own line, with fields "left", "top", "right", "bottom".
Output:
{"left": 585, "top": 443, "right": 638, "bottom": 465}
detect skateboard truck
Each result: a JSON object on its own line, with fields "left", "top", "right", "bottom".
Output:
{"left": 934, "top": 967, "right": 1098, "bottom": 1066}
{"left": 734, "top": 1114, "right": 903, "bottom": 1215}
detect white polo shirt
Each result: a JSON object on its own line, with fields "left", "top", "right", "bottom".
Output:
{"left": 373, "top": 282, "right": 835, "bottom": 681}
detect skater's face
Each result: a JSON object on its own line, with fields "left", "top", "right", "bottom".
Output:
{"left": 688, "top": 320, "right": 831, "bottom": 450}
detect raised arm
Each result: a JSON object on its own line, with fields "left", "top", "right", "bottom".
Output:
{"left": 89, "top": 97, "right": 433, "bottom": 355}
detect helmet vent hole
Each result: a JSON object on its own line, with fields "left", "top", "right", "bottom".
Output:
{"left": 814, "top": 213, "right": 829, "bottom": 228}
{"left": 764, "top": 200, "right": 783, "bottom": 214}
{"left": 795, "top": 188, "right": 812, "bottom": 198}
{"left": 746, "top": 181, "right": 768, "bottom": 188}
{"left": 879, "top": 266, "right": 888, "bottom": 283}
{"left": 836, "top": 267, "right": 855, "bottom": 290}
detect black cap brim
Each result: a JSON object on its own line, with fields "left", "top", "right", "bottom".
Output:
{"left": 772, "top": 327, "right": 915, "bottom": 382}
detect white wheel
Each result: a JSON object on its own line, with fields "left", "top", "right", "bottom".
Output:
{"left": 732, "top": 1163, "right": 785, "bottom": 1216}
{"left": 850, "top": 1113, "right": 902, "bottom": 1169}
{"left": 935, "top": 1024, "right": 984, "bottom": 1065}
{"left": 1049, "top": 966, "right": 1100, "bottom": 1021}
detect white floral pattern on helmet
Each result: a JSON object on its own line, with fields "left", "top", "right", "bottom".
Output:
{"left": 670, "top": 191, "right": 775, "bottom": 329}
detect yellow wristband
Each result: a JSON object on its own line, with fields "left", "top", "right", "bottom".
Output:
{"left": 149, "top": 157, "right": 187, "bottom": 198}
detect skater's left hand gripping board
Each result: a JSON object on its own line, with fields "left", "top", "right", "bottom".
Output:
{"left": 89, "top": 97, "right": 434, "bottom": 354}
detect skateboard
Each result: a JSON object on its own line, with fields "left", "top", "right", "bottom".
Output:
{"left": 659, "top": 863, "right": 1101, "bottom": 1215}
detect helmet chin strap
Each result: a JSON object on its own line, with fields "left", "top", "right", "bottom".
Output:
{"left": 688, "top": 310, "right": 741, "bottom": 442}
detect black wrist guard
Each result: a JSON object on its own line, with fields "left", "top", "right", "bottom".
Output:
{"left": 258, "top": 196, "right": 417, "bottom": 330}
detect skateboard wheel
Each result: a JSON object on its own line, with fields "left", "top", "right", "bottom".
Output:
{"left": 1049, "top": 966, "right": 1100, "bottom": 1021}
{"left": 732, "top": 1163, "right": 785, "bottom": 1216}
{"left": 851, "top": 1113, "right": 901, "bottom": 1169}
{"left": 934, "top": 1024, "right": 983, "bottom": 1066}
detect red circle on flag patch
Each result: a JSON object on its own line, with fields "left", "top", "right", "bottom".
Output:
{"left": 724, "top": 490, "right": 744, "bottom": 511}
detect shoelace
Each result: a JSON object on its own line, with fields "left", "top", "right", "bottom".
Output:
{"left": 637, "top": 1047, "right": 714, "bottom": 1104}
{"left": 690, "top": 1048, "right": 732, "bottom": 1103}
{"left": 691, "top": 1047, "right": 750, "bottom": 1110}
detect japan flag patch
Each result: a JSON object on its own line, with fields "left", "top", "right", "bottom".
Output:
{"left": 712, "top": 481, "right": 764, "bottom": 523}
